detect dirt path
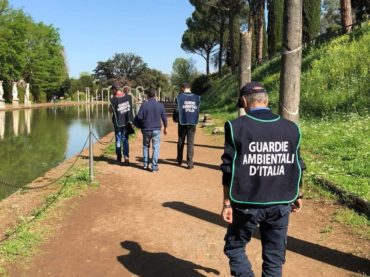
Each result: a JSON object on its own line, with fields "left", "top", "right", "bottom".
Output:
{"left": 8, "top": 121, "right": 370, "bottom": 277}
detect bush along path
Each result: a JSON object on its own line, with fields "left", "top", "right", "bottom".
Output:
{"left": 6, "top": 120, "right": 370, "bottom": 277}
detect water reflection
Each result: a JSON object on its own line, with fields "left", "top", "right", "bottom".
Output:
{"left": 0, "top": 104, "right": 112, "bottom": 200}
{"left": 24, "top": 109, "right": 32, "bottom": 134}
{"left": 0, "top": 111, "right": 4, "bottom": 139}
{"left": 12, "top": 110, "right": 19, "bottom": 137}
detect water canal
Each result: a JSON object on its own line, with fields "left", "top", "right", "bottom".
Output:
{"left": 0, "top": 104, "right": 113, "bottom": 200}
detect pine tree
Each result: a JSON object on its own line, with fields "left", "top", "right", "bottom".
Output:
{"left": 302, "top": 0, "right": 321, "bottom": 43}
{"left": 267, "top": 0, "right": 283, "bottom": 57}
{"left": 341, "top": 0, "right": 353, "bottom": 33}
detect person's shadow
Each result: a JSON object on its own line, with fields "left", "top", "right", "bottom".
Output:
{"left": 117, "top": 241, "right": 220, "bottom": 277}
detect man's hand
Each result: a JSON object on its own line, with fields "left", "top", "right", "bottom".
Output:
{"left": 291, "top": 199, "right": 302, "bottom": 213}
{"left": 222, "top": 206, "right": 233, "bottom": 224}
{"left": 163, "top": 128, "right": 167, "bottom": 136}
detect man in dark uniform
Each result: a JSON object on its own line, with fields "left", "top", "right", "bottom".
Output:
{"left": 220, "top": 81, "right": 305, "bottom": 277}
{"left": 109, "top": 83, "right": 134, "bottom": 165}
{"left": 173, "top": 82, "right": 200, "bottom": 169}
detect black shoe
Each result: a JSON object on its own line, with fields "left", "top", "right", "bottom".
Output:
{"left": 117, "top": 156, "right": 122, "bottom": 164}
{"left": 187, "top": 164, "right": 194, "bottom": 170}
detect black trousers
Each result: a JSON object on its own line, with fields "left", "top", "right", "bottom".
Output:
{"left": 177, "top": 124, "right": 196, "bottom": 166}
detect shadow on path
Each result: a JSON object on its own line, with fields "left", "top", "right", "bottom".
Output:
{"left": 117, "top": 241, "right": 220, "bottom": 277}
{"left": 161, "top": 158, "right": 220, "bottom": 171}
{"left": 165, "top": 140, "right": 224, "bottom": 150}
{"left": 162, "top": 201, "right": 370, "bottom": 275}
{"left": 87, "top": 155, "right": 148, "bottom": 171}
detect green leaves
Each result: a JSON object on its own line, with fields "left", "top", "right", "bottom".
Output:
{"left": 171, "top": 58, "right": 199, "bottom": 88}
{"left": 93, "top": 52, "right": 148, "bottom": 85}
{"left": 0, "top": 2, "right": 67, "bottom": 102}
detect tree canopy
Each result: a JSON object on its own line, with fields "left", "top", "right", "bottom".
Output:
{"left": 181, "top": 4, "right": 218, "bottom": 75}
{"left": 171, "top": 58, "right": 199, "bottom": 88}
{"left": 94, "top": 52, "right": 148, "bottom": 86}
{"left": 0, "top": 0, "right": 67, "bottom": 102}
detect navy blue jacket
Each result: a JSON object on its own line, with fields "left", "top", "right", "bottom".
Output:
{"left": 134, "top": 98, "right": 167, "bottom": 131}
{"left": 175, "top": 92, "right": 200, "bottom": 125}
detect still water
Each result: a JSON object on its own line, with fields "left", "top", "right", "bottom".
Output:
{"left": 0, "top": 104, "right": 113, "bottom": 200}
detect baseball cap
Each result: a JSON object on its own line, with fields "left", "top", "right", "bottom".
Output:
{"left": 240, "top": 81, "right": 267, "bottom": 96}
{"left": 181, "top": 82, "right": 191, "bottom": 88}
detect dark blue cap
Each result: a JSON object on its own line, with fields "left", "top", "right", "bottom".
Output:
{"left": 241, "top": 81, "right": 267, "bottom": 96}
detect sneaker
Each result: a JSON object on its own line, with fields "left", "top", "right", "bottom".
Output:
{"left": 124, "top": 158, "right": 130, "bottom": 166}
{"left": 187, "top": 164, "right": 194, "bottom": 170}
{"left": 152, "top": 168, "right": 159, "bottom": 173}
{"left": 143, "top": 165, "right": 148, "bottom": 170}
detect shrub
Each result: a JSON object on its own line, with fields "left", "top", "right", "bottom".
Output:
{"left": 191, "top": 74, "right": 212, "bottom": 96}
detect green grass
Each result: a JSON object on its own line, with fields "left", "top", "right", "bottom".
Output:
{"left": 104, "top": 142, "right": 116, "bottom": 156}
{"left": 301, "top": 114, "right": 370, "bottom": 201}
{"left": 0, "top": 168, "right": 94, "bottom": 273}
{"left": 334, "top": 208, "right": 370, "bottom": 238}
{"left": 104, "top": 131, "right": 137, "bottom": 156}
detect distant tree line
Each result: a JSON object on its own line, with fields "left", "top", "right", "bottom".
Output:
{"left": 0, "top": 0, "right": 68, "bottom": 102}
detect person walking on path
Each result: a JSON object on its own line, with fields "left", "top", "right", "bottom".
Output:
{"left": 220, "top": 81, "right": 305, "bottom": 277}
{"left": 172, "top": 82, "right": 200, "bottom": 169}
{"left": 109, "top": 83, "right": 134, "bottom": 166}
{"left": 134, "top": 88, "right": 167, "bottom": 172}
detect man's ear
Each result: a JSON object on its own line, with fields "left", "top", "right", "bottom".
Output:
{"left": 242, "top": 96, "right": 248, "bottom": 109}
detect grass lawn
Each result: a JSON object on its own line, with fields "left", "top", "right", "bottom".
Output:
{"left": 301, "top": 114, "right": 370, "bottom": 201}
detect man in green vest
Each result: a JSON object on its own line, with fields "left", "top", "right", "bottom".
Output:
{"left": 220, "top": 81, "right": 305, "bottom": 277}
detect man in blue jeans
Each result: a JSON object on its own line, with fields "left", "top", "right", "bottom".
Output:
{"left": 220, "top": 82, "right": 305, "bottom": 277}
{"left": 134, "top": 88, "right": 167, "bottom": 172}
{"left": 109, "top": 83, "right": 134, "bottom": 165}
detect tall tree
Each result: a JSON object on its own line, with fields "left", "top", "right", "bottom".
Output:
{"left": 136, "top": 68, "right": 169, "bottom": 90}
{"left": 320, "top": 0, "right": 341, "bottom": 33}
{"left": 94, "top": 53, "right": 148, "bottom": 84}
{"left": 94, "top": 59, "right": 115, "bottom": 81}
{"left": 226, "top": 0, "right": 246, "bottom": 73}
{"left": 256, "top": 0, "right": 265, "bottom": 62}
{"left": 351, "top": 0, "right": 370, "bottom": 22}
{"left": 187, "top": 0, "right": 229, "bottom": 76}
{"left": 181, "top": 9, "right": 218, "bottom": 75}
{"left": 0, "top": 1, "right": 67, "bottom": 102}
{"left": 24, "top": 22, "right": 68, "bottom": 101}
{"left": 267, "top": 0, "right": 284, "bottom": 57}
{"left": 341, "top": 0, "right": 353, "bottom": 33}
{"left": 279, "top": 0, "right": 303, "bottom": 123}
{"left": 171, "top": 58, "right": 198, "bottom": 88}
{"left": 302, "top": 0, "right": 321, "bottom": 43}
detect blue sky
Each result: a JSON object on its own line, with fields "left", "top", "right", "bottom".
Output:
{"left": 9, "top": 0, "right": 207, "bottom": 78}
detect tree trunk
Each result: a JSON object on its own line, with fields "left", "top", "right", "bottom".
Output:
{"left": 279, "top": 0, "right": 303, "bottom": 123}
{"left": 206, "top": 51, "right": 210, "bottom": 75}
{"left": 239, "top": 31, "right": 252, "bottom": 116}
{"left": 229, "top": 12, "right": 236, "bottom": 73}
{"left": 340, "top": 0, "right": 353, "bottom": 33}
{"left": 218, "top": 17, "right": 225, "bottom": 77}
{"left": 267, "top": 0, "right": 276, "bottom": 57}
{"left": 257, "top": 0, "right": 264, "bottom": 63}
